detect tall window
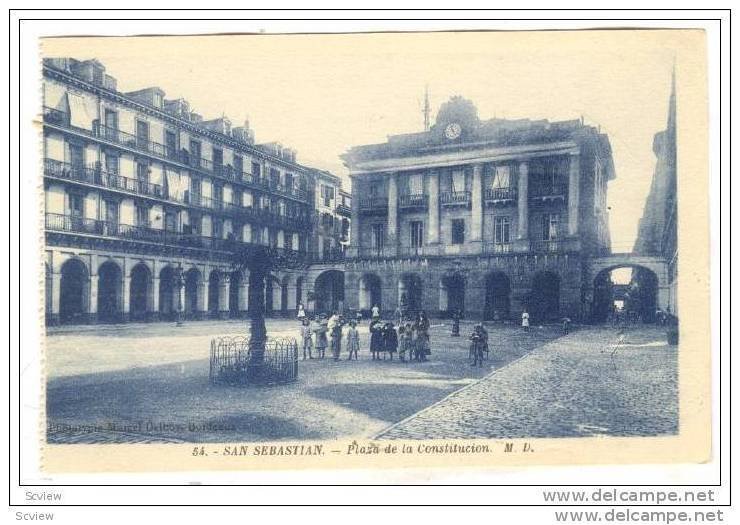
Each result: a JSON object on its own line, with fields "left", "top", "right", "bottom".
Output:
{"left": 233, "top": 155, "right": 243, "bottom": 175}
{"left": 251, "top": 161, "right": 261, "bottom": 179}
{"left": 189, "top": 140, "right": 201, "bottom": 164}
{"left": 105, "top": 153, "right": 119, "bottom": 175}
{"left": 105, "top": 200, "right": 119, "bottom": 224}
{"left": 542, "top": 213, "right": 560, "bottom": 240}
{"left": 135, "top": 203, "right": 149, "bottom": 227}
{"left": 494, "top": 216, "right": 511, "bottom": 244}
{"left": 408, "top": 174, "right": 423, "bottom": 195}
{"left": 322, "top": 185, "right": 335, "bottom": 207}
{"left": 451, "top": 170, "right": 466, "bottom": 193}
{"left": 69, "top": 193, "right": 84, "bottom": 218}
{"left": 371, "top": 223, "right": 385, "bottom": 253}
{"left": 104, "top": 109, "right": 117, "bottom": 130}
{"left": 135, "top": 120, "right": 149, "bottom": 148}
{"left": 213, "top": 148, "right": 223, "bottom": 169}
{"left": 212, "top": 218, "right": 223, "bottom": 239}
{"left": 410, "top": 221, "right": 424, "bottom": 249}
{"left": 164, "top": 130, "right": 177, "bottom": 159}
{"left": 136, "top": 162, "right": 149, "bottom": 183}
{"left": 492, "top": 165, "right": 511, "bottom": 189}
{"left": 451, "top": 219, "right": 465, "bottom": 244}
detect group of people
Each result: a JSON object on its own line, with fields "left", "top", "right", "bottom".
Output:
{"left": 368, "top": 311, "right": 431, "bottom": 362}
{"left": 298, "top": 310, "right": 360, "bottom": 361}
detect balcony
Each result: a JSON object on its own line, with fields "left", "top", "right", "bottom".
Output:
{"left": 397, "top": 245, "right": 429, "bottom": 257}
{"left": 44, "top": 159, "right": 165, "bottom": 200}
{"left": 335, "top": 202, "right": 352, "bottom": 217}
{"left": 359, "top": 197, "right": 388, "bottom": 214}
{"left": 398, "top": 193, "right": 428, "bottom": 211}
{"left": 95, "top": 123, "right": 169, "bottom": 159}
{"left": 357, "top": 246, "right": 390, "bottom": 259}
{"left": 440, "top": 190, "right": 471, "bottom": 207}
{"left": 530, "top": 239, "right": 563, "bottom": 253}
{"left": 530, "top": 184, "right": 567, "bottom": 202}
{"left": 485, "top": 187, "right": 518, "bottom": 205}
{"left": 42, "top": 106, "right": 69, "bottom": 127}
{"left": 483, "top": 242, "right": 513, "bottom": 254}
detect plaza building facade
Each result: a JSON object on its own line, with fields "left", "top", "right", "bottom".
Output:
{"left": 342, "top": 97, "right": 615, "bottom": 322}
{"left": 42, "top": 57, "right": 349, "bottom": 325}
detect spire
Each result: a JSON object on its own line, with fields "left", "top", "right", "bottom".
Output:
{"left": 422, "top": 85, "right": 431, "bottom": 131}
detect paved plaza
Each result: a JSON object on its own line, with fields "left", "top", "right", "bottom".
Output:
{"left": 45, "top": 320, "right": 676, "bottom": 444}
{"left": 378, "top": 326, "right": 678, "bottom": 440}
{"left": 46, "top": 319, "right": 562, "bottom": 443}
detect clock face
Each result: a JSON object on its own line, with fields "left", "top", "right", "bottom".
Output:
{"left": 444, "top": 122, "right": 462, "bottom": 140}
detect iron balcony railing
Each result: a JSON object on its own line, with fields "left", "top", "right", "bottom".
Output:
{"left": 397, "top": 245, "right": 428, "bottom": 257}
{"left": 335, "top": 202, "right": 352, "bottom": 216}
{"left": 440, "top": 190, "right": 471, "bottom": 206}
{"left": 483, "top": 242, "right": 513, "bottom": 254}
{"left": 308, "top": 249, "right": 346, "bottom": 264}
{"left": 44, "top": 159, "right": 165, "bottom": 199}
{"left": 95, "top": 123, "right": 169, "bottom": 158}
{"left": 358, "top": 246, "right": 389, "bottom": 259}
{"left": 530, "top": 184, "right": 568, "bottom": 199}
{"left": 398, "top": 193, "right": 428, "bottom": 209}
{"left": 42, "top": 106, "right": 69, "bottom": 127}
{"left": 358, "top": 197, "right": 388, "bottom": 212}
{"left": 484, "top": 187, "right": 518, "bottom": 202}
{"left": 530, "top": 239, "right": 563, "bottom": 253}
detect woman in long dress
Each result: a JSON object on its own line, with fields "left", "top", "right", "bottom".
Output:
{"left": 414, "top": 311, "right": 431, "bottom": 361}
{"left": 369, "top": 318, "right": 384, "bottom": 360}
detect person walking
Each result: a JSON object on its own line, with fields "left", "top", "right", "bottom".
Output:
{"left": 300, "top": 317, "right": 313, "bottom": 360}
{"left": 384, "top": 322, "right": 398, "bottom": 361}
{"left": 521, "top": 310, "right": 530, "bottom": 332}
{"left": 328, "top": 311, "right": 343, "bottom": 361}
{"left": 346, "top": 320, "right": 360, "bottom": 360}
{"left": 415, "top": 311, "right": 431, "bottom": 361}
{"left": 469, "top": 323, "right": 488, "bottom": 367}
{"left": 369, "top": 317, "right": 384, "bottom": 361}
{"left": 398, "top": 322, "right": 413, "bottom": 362}
{"left": 313, "top": 314, "right": 328, "bottom": 359}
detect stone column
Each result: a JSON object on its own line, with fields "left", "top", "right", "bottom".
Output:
{"left": 218, "top": 274, "right": 230, "bottom": 319}
{"left": 427, "top": 169, "right": 440, "bottom": 246}
{"left": 150, "top": 276, "right": 160, "bottom": 320}
{"left": 349, "top": 176, "right": 360, "bottom": 257}
{"left": 122, "top": 275, "right": 131, "bottom": 321}
{"left": 386, "top": 172, "right": 398, "bottom": 257}
{"left": 470, "top": 163, "right": 484, "bottom": 246}
{"left": 197, "top": 279, "right": 208, "bottom": 317}
{"left": 50, "top": 272, "right": 61, "bottom": 325}
{"left": 517, "top": 161, "right": 529, "bottom": 239}
{"left": 238, "top": 278, "right": 249, "bottom": 315}
{"left": 88, "top": 273, "right": 99, "bottom": 323}
{"left": 568, "top": 153, "right": 581, "bottom": 236}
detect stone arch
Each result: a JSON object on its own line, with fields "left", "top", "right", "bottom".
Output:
{"left": 359, "top": 273, "right": 382, "bottom": 312}
{"left": 591, "top": 264, "right": 660, "bottom": 323}
{"left": 528, "top": 271, "right": 560, "bottom": 323}
{"left": 129, "top": 263, "right": 151, "bottom": 321}
{"left": 229, "top": 269, "right": 245, "bottom": 318}
{"left": 159, "top": 265, "right": 178, "bottom": 319}
{"left": 59, "top": 258, "right": 89, "bottom": 324}
{"left": 97, "top": 259, "right": 123, "bottom": 323}
{"left": 184, "top": 267, "right": 201, "bottom": 317}
{"left": 314, "top": 270, "right": 345, "bottom": 314}
{"left": 398, "top": 272, "right": 423, "bottom": 315}
{"left": 439, "top": 272, "right": 466, "bottom": 318}
{"left": 207, "top": 269, "right": 221, "bottom": 317}
{"left": 484, "top": 271, "right": 511, "bottom": 321}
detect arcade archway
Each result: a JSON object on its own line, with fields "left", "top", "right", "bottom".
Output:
{"left": 314, "top": 270, "right": 345, "bottom": 314}
{"left": 129, "top": 263, "right": 150, "bottom": 321}
{"left": 59, "top": 258, "right": 88, "bottom": 324}
{"left": 359, "top": 273, "right": 382, "bottom": 312}
{"left": 592, "top": 265, "right": 659, "bottom": 323}
{"left": 97, "top": 261, "right": 122, "bottom": 323}
{"left": 485, "top": 271, "right": 511, "bottom": 321}
{"left": 529, "top": 271, "right": 560, "bottom": 323}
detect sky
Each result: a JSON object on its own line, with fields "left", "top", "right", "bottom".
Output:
{"left": 42, "top": 30, "right": 679, "bottom": 249}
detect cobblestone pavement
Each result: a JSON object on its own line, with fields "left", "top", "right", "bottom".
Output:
{"left": 45, "top": 319, "right": 563, "bottom": 443}
{"left": 377, "top": 326, "right": 678, "bottom": 440}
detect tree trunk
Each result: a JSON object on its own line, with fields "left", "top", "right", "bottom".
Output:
{"left": 248, "top": 267, "right": 267, "bottom": 362}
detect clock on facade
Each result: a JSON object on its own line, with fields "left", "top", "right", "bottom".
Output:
{"left": 444, "top": 122, "right": 462, "bottom": 140}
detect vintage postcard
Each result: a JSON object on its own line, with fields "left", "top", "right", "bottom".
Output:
{"left": 33, "top": 28, "right": 710, "bottom": 475}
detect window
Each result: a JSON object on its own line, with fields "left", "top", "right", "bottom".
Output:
{"left": 494, "top": 216, "right": 511, "bottom": 244}
{"left": 542, "top": 213, "right": 560, "bottom": 240}
{"left": 69, "top": 193, "right": 84, "bottom": 218}
{"left": 136, "top": 120, "right": 149, "bottom": 148}
{"left": 451, "top": 170, "right": 465, "bottom": 193}
{"left": 321, "top": 185, "right": 335, "bottom": 207}
{"left": 104, "top": 109, "right": 117, "bottom": 130}
{"left": 136, "top": 162, "right": 149, "bottom": 183}
{"left": 251, "top": 161, "right": 261, "bottom": 179}
{"left": 410, "top": 221, "right": 424, "bottom": 248}
{"left": 451, "top": 219, "right": 465, "bottom": 244}
{"left": 234, "top": 155, "right": 243, "bottom": 175}
{"left": 165, "top": 130, "right": 177, "bottom": 159}
{"left": 213, "top": 148, "right": 223, "bottom": 168}
{"left": 105, "top": 153, "right": 119, "bottom": 175}
{"left": 105, "top": 200, "right": 119, "bottom": 224}
{"left": 212, "top": 218, "right": 223, "bottom": 239}
{"left": 189, "top": 140, "right": 201, "bottom": 163}
{"left": 135, "top": 204, "right": 149, "bottom": 227}
{"left": 408, "top": 173, "right": 423, "bottom": 195}
{"left": 165, "top": 211, "right": 177, "bottom": 232}
{"left": 371, "top": 223, "right": 385, "bottom": 252}
{"left": 69, "top": 144, "right": 84, "bottom": 169}
{"left": 492, "top": 165, "right": 511, "bottom": 189}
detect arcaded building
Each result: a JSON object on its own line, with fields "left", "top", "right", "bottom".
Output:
{"left": 42, "top": 57, "right": 349, "bottom": 324}
{"left": 342, "top": 97, "right": 615, "bottom": 322}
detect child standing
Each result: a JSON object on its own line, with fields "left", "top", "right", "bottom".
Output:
{"left": 314, "top": 315, "right": 328, "bottom": 359}
{"left": 398, "top": 322, "right": 413, "bottom": 362}
{"left": 346, "top": 320, "right": 360, "bottom": 360}
{"left": 384, "top": 322, "right": 398, "bottom": 361}
{"left": 521, "top": 310, "right": 530, "bottom": 332}
{"left": 300, "top": 318, "right": 313, "bottom": 360}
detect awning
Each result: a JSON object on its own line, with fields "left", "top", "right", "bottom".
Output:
{"left": 66, "top": 93, "right": 93, "bottom": 130}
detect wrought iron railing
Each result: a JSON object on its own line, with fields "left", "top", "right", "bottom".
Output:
{"left": 530, "top": 184, "right": 567, "bottom": 199}
{"left": 398, "top": 245, "right": 427, "bottom": 257}
{"left": 398, "top": 193, "right": 428, "bottom": 209}
{"left": 484, "top": 187, "right": 518, "bottom": 202}
{"left": 95, "top": 123, "right": 169, "bottom": 158}
{"left": 358, "top": 246, "right": 389, "bottom": 259}
{"left": 42, "top": 106, "right": 69, "bottom": 127}
{"left": 483, "top": 242, "right": 512, "bottom": 254}
{"left": 44, "top": 159, "right": 165, "bottom": 199}
{"left": 359, "top": 197, "right": 388, "bottom": 211}
{"left": 530, "top": 239, "right": 563, "bottom": 253}
{"left": 209, "top": 336, "right": 298, "bottom": 386}
{"left": 440, "top": 190, "right": 471, "bottom": 205}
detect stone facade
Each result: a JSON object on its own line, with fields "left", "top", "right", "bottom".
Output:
{"left": 342, "top": 97, "right": 615, "bottom": 322}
